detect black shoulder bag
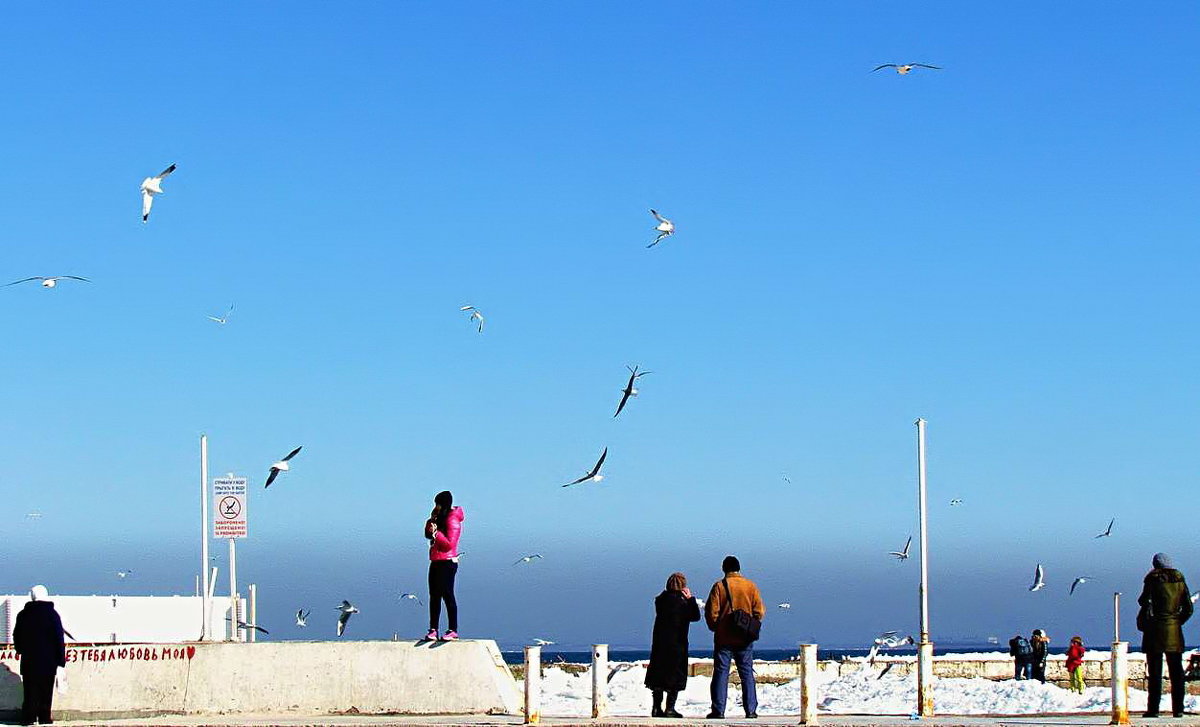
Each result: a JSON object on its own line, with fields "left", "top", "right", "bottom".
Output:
{"left": 721, "top": 578, "right": 761, "bottom": 643}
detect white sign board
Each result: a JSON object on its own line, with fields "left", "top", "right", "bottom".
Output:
{"left": 213, "top": 477, "right": 249, "bottom": 539}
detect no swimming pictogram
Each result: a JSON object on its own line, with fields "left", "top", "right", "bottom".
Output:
{"left": 218, "top": 496, "right": 241, "bottom": 519}
{"left": 212, "top": 477, "right": 249, "bottom": 539}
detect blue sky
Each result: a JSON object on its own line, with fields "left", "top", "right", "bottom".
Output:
{"left": 1, "top": 2, "right": 1198, "bottom": 649}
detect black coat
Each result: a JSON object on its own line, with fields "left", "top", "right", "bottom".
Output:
{"left": 645, "top": 590, "right": 701, "bottom": 691}
{"left": 13, "top": 601, "right": 66, "bottom": 676}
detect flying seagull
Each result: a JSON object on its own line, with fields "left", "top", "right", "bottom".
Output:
{"left": 1191, "top": 591, "right": 1199, "bottom": 605}
{"left": 227, "top": 616, "right": 269, "bottom": 635}
{"left": 295, "top": 609, "right": 310, "bottom": 628}
{"left": 460, "top": 305, "right": 484, "bottom": 333}
{"left": 208, "top": 304, "right": 234, "bottom": 325}
{"left": 265, "top": 446, "right": 303, "bottom": 488}
{"left": 336, "top": 600, "right": 359, "bottom": 637}
{"left": 777, "top": 602, "right": 792, "bottom": 611}
{"left": 871, "top": 63, "right": 941, "bottom": 74}
{"left": 1095, "top": 518, "right": 1115, "bottom": 539}
{"left": 1029, "top": 563, "right": 1046, "bottom": 592}
{"left": 562, "top": 447, "right": 608, "bottom": 487}
{"left": 782, "top": 473, "right": 792, "bottom": 484}
{"left": 25, "top": 512, "right": 43, "bottom": 520}
{"left": 1069, "top": 576, "right": 1094, "bottom": 596}
{"left": 116, "top": 570, "right": 133, "bottom": 579}
{"left": 888, "top": 536, "right": 912, "bottom": 561}
{"left": 141, "top": 163, "right": 177, "bottom": 223}
{"left": 399, "top": 593, "right": 423, "bottom": 606}
{"left": 949, "top": 498, "right": 963, "bottom": 506}
{"left": 607, "top": 662, "right": 637, "bottom": 683}
{"left": 867, "top": 630, "right": 915, "bottom": 665}
{"left": 514, "top": 553, "right": 544, "bottom": 566}
{"left": 613, "top": 366, "right": 651, "bottom": 418}
{"left": 5, "top": 276, "right": 90, "bottom": 289}
{"left": 647, "top": 209, "right": 675, "bottom": 248}
{"left": 532, "top": 638, "right": 555, "bottom": 646}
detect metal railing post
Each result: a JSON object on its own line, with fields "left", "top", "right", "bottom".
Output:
{"left": 524, "top": 645, "right": 541, "bottom": 725}
{"left": 592, "top": 643, "right": 609, "bottom": 718}
{"left": 799, "top": 643, "right": 819, "bottom": 724}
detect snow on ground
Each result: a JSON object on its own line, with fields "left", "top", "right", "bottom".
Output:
{"left": 538, "top": 664, "right": 1198, "bottom": 717}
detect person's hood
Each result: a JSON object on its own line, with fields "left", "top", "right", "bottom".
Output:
{"left": 449, "top": 506, "right": 464, "bottom": 522}
{"left": 1146, "top": 568, "right": 1186, "bottom": 584}
{"left": 21, "top": 600, "right": 55, "bottom": 612}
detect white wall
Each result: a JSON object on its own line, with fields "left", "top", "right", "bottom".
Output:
{"left": 1, "top": 595, "right": 242, "bottom": 643}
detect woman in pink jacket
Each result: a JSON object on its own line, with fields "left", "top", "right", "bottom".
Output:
{"left": 424, "top": 490, "right": 464, "bottom": 641}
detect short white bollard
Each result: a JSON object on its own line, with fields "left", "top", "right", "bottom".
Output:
{"left": 524, "top": 645, "right": 541, "bottom": 725}
{"left": 799, "top": 643, "right": 819, "bottom": 724}
{"left": 592, "top": 643, "right": 609, "bottom": 718}
{"left": 1111, "top": 641, "right": 1129, "bottom": 725}
{"left": 916, "top": 640, "right": 935, "bottom": 717}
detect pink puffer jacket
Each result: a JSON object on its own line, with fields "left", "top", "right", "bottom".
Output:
{"left": 429, "top": 506, "right": 464, "bottom": 561}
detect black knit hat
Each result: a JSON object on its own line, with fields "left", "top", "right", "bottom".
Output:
{"left": 722, "top": 555, "right": 741, "bottom": 574}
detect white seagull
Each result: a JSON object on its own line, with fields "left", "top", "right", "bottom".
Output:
{"left": 460, "top": 305, "right": 484, "bottom": 333}
{"left": 265, "top": 446, "right": 303, "bottom": 488}
{"left": 777, "top": 602, "right": 792, "bottom": 611}
{"left": 888, "top": 536, "right": 912, "bottom": 561}
{"left": 116, "top": 570, "right": 133, "bottom": 579}
{"left": 782, "top": 473, "right": 792, "bottom": 484}
{"left": 647, "top": 209, "right": 675, "bottom": 248}
{"left": 562, "top": 447, "right": 608, "bottom": 487}
{"left": 208, "top": 304, "right": 234, "bottom": 325}
{"left": 5, "top": 276, "right": 90, "bottom": 289}
{"left": 227, "top": 616, "right": 269, "bottom": 635}
{"left": 25, "top": 512, "right": 43, "bottom": 520}
{"left": 1029, "top": 563, "right": 1046, "bottom": 592}
{"left": 1190, "top": 591, "right": 1199, "bottom": 605}
{"left": 1095, "top": 518, "right": 1115, "bottom": 539}
{"left": 614, "top": 366, "right": 651, "bottom": 418}
{"left": 295, "top": 609, "right": 310, "bottom": 628}
{"left": 949, "top": 498, "right": 963, "bottom": 506}
{"left": 608, "top": 663, "right": 637, "bottom": 683}
{"left": 514, "top": 553, "right": 544, "bottom": 566}
{"left": 871, "top": 63, "right": 941, "bottom": 75}
{"left": 1069, "top": 576, "right": 1094, "bottom": 596}
{"left": 336, "top": 600, "right": 359, "bottom": 637}
{"left": 399, "top": 592, "right": 423, "bottom": 606}
{"left": 140, "top": 163, "right": 177, "bottom": 223}
{"left": 532, "top": 638, "right": 555, "bottom": 646}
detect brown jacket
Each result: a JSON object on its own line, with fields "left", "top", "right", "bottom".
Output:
{"left": 705, "top": 572, "right": 765, "bottom": 647}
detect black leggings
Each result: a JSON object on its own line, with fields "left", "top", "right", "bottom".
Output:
{"left": 428, "top": 560, "right": 458, "bottom": 632}
{"left": 1146, "top": 651, "right": 1185, "bottom": 715}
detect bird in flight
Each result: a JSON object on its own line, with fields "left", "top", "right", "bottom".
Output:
{"left": 227, "top": 617, "right": 269, "bottom": 635}
{"left": 647, "top": 209, "right": 675, "bottom": 248}
{"left": 265, "top": 446, "right": 303, "bottom": 488}
{"left": 777, "top": 602, "right": 792, "bottom": 611}
{"left": 514, "top": 553, "right": 544, "bottom": 566}
{"left": 532, "top": 638, "right": 555, "bottom": 646}
{"left": 25, "top": 512, "right": 43, "bottom": 520}
{"left": 5, "top": 276, "right": 89, "bottom": 289}
{"left": 563, "top": 447, "right": 608, "bottom": 487}
{"left": 208, "top": 304, "right": 234, "bottom": 325}
{"left": 1029, "top": 563, "right": 1046, "bottom": 592}
{"left": 141, "top": 163, "right": 177, "bottom": 223}
{"left": 1069, "top": 576, "right": 1094, "bottom": 596}
{"left": 1190, "top": 591, "right": 1199, "bottom": 605}
{"left": 1095, "top": 518, "right": 1115, "bottom": 539}
{"left": 889, "top": 536, "right": 912, "bottom": 561}
{"left": 867, "top": 631, "right": 915, "bottom": 664}
{"left": 607, "top": 663, "right": 637, "bottom": 683}
{"left": 399, "top": 593, "right": 423, "bottom": 606}
{"left": 336, "top": 600, "right": 359, "bottom": 637}
{"left": 949, "top": 498, "right": 963, "bottom": 506}
{"left": 613, "top": 366, "right": 651, "bottom": 418}
{"left": 460, "top": 305, "right": 484, "bottom": 334}
{"left": 871, "top": 63, "right": 941, "bottom": 75}
{"left": 116, "top": 570, "right": 133, "bottom": 579}
{"left": 295, "top": 609, "right": 310, "bottom": 628}
{"left": 781, "top": 473, "right": 792, "bottom": 485}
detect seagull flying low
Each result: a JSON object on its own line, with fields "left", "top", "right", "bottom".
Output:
{"left": 1095, "top": 518, "right": 1115, "bottom": 539}
{"left": 399, "top": 593, "right": 423, "bottom": 606}
{"left": 1191, "top": 591, "right": 1199, "bottom": 605}
{"left": 562, "top": 447, "right": 608, "bottom": 487}
{"left": 265, "top": 446, "right": 302, "bottom": 488}
{"left": 777, "top": 602, "right": 792, "bottom": 611}
{"left": 5, "top": 276, "right": 89, "bottom": 289}
{"left": 460, "top": 305, "right": 484, "bottom": 333}
{"left": 514, "top": 554, "right": 544, "bottom": 566}
{"left": 532, "top": 638, "right": 555, "bottom": 646}
{"left": 336, "top": 600, "right": 359, "bottom": 637}
{"left": 116, "top": 570, "right": 133, "bottom": 579}
{"left": 608, "top": 663, "right": 637, "bottom": 683}
{"left": 889, "top": 536, "right": 912, "bottom": 561}
{"left": 613, "top": 366, "right": 651, "bottom": 418}
{"left": 647, "top": 209, "right": 675, "bottom": 248}
{"left": 227, "top": 616, "right": 269, "bottom": 635}
{"left": 871, "top": 63, "right": 941, "bottom": 75}
{"left": 1069, "top": 576, "right": 1094, "bottom": 596}
{"left": 295, "top": 609, "right": 310, "bottom": 628}
{"left": 867, "top": 630, "right": 915, "bottom": 664}
{"left": 208, "top": 304, "right": 234, "bottom": 325}
{"left": 1029, "top": 563, "right": 1046, "bottom": 592}
{"left": 141, "top": 163, "right": 177, "bottom": 223}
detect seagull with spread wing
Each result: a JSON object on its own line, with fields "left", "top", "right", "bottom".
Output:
{"left": 1095, "top": 518, "right": 1115, "bottom": 539}
{"left": 648, "top": 209, "right": 675, "bottom": 248}
{"left": 141, "top": 163, "right": 177, "bottom": 222}
{"left": 872, "top": 63, "right": 941, "bottom": 74}
{"left": 1069, "top": 576, "right": 1094, "bottom": 596}
{"left": 532, "top": 638, "right": 555, "bottom": 646}
{"left": 295, "top": 609, "right": 310, "bottom": 628}
{"left": 1029, "top": 563, "right": 1046, "bottom": 592}
{"left": 562, "top": 447, "right": 608, "bottom": 487}
{"left": 5, "top": 276, "right": 89, "bottom": 289}
{"left": 514, "top": 554, "right": 543, "bottom": 566}
{"left": 227, "top": 616, "right": 269, "bottom": 635}
{"left": 889, "top": 536, "right": 912, "bottom": 561}
{"left": 265, "top": 446, "right": 302, "bottom": 488}
{"left": 460, "top": 305, "right": 484, "bottom": 333}
{"left": 614, "top": 366, "right": 651, "bottom": 418}
{"left": 336, "top": 600, "right": 358, "bottom": 637}
{"left": 399, "top": 592, "right": 423, "bottom": 606}
{"left": 208, "top": 304, "right": 234, "bottom": 325}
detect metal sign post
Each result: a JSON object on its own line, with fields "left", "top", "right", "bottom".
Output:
{"left": 213, "top": 475, "right": 248, "bottom": 641}
{"left": 915, "top": 418, "right": 934, "bottom": 718}
{"left": 199, "top": 435, "right": 210, "bottom": 640}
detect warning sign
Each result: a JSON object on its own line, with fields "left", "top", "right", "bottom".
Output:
{"left": 213, "top": 477, "right": 248, "bottom": 539}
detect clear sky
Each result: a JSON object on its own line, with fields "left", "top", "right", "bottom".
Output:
{"left": 1, "top": 2, "right": 1198, "bottom": 650}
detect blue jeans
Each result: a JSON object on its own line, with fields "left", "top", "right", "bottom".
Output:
{"left": 711, "top": 645, "right": 757, "bottom": 716}
{"left": 1014, "top": 659, "right": 1032, "bottom": 680}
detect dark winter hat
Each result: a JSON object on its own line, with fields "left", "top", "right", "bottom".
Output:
{"left": 1153, "top": 553, "right": 1174, "bottom": 569}
{"left": 722, "top": 555, "right": 741, "bottom": 574}
{"left": 435, "top": 490, "right": 453, "bottom": 508}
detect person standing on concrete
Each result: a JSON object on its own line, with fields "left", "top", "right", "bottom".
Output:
{"left": 13, "top": 585, "right": 66, "bottom": 726}
{"left": 645, "top": 572, "right": 701, "bottom": 718}
{"left": 1137, "top": 552, "right": 1193, "bottom": 718}
{"left": 1065, "top": 636, "right": 1086, "bottom": 694}
{"left": 1008, "top": 633, "right": 1033, "bottom": 680}
{"left": 704, "top": 556, "right": 764, "bottom": 719}
{"left": 424, "top": 490, "right": 464, "bottom": 641}
{"left": 1030, "top": 629, "right": 1050, "bottom": 683}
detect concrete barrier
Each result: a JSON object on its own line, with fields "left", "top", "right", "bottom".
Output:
{"left": 0, "top": 639, "right": 520, "bottom": 720}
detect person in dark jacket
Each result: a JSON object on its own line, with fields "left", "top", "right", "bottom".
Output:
{"left": 1137, "top": 553, "right": 1193, "bottom": 718}
{"left": 1008, "top": 633, "right": 1033, "bottom": 680}
{"left": 645, "top": 572, "right": 701, "bottom": 718}
{"left": 12, "top": 585, "right": 66, "bottom": 726}
{"left": 1029, "top": 629, "right": 1050, "bottom": 683}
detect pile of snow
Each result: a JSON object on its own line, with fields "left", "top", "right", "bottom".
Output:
{"left": 537, "top": 663, "right": 1198, "bottom": 717}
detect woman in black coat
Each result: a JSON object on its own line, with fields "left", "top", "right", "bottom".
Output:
{"left": 645, "top": 572, "right": 701, "bottom": 718}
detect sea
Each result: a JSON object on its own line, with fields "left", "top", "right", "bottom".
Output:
{"left": 500, "top": 642, "right": 1002, "bottom": 665}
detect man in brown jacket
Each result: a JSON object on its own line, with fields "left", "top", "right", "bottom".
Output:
{"left": 704, "top": 555, "right": 765, "bottom": 719}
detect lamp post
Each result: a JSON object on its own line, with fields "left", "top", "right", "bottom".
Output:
{"left": 915, "top": 418, "right": 934, "bottom": 717}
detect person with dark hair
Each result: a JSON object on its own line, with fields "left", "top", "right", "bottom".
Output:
{"left": 1029, "top": 629, "right": 1050, "bottom": 683}
{"left": 645, "top": 572, "right": 701, "bottom": 718}
{"left": 1008, "top": 633, "right": 1033, "bottom": 680}
{"left": 704, "top": 556, "right": 765, "bottom": 719}
{"left": 1138, "top": 552, "right": 1193, "bottom": 718}
{"left": 423, "top": 490, "right": 464, "bottom": 641}
{"left": 13, "top": 585, "right": 66, "bottom": 726}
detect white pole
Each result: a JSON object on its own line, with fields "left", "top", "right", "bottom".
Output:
{"left": 524, "top": 645, "right": 541, "bottom": 725}
{"left": 200, "top": 434, "right": 210, "bottom": 641}
{"left": 592, "top": 643, "right": 609, "bottom": 718}
{"left": 1111, "top": 640, "right": 1130, "bottom": 725}
{"left": 915, "top": 418, "right": 934, "bottom": 717}
{"left": 205, "top": 567, "right": 218, "bottom": 639}
{"left": 248, "top": 584, "right": 257, "bottom": 644}
{"left": 1114, "top": 591, "right": 1121, "bottom": 643}
{"left": 228, "top": 538, "right": 238, "bottom": 641}
{"left": 799, "top": 643, "right": 819, "bottom": 725}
